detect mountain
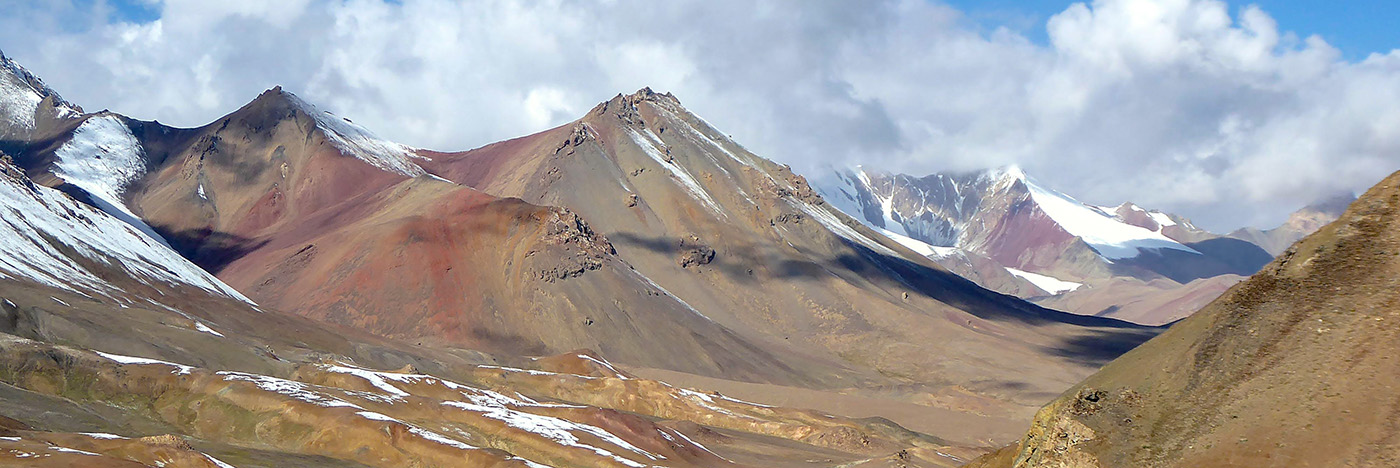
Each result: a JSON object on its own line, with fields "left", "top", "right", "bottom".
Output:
{"left": 0, "top": 65, "right": 997, "bottom": 468}
{"left": 815, "top": 166, "right": 1275, "bottom": 325}
{"left": 412, "top": 88, "right": 1159, "bottom": 432}
{"left": 0, "top": 51, "right": 82, "bottom": 142}
{"left": 1228, "top": 191, "right": 1356, "bottom": 256}
{"left": 0, "top": 48, "right": 1160, "bottom": 460}
{"left": 0, "top": 152, "right": 979, "bottom": 468}
{"left": 967, "top": 169, "right": 1400, "bottom": 467}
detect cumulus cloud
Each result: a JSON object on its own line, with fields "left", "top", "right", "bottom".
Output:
{"left": 0, "top": 0, "right": 1397, "bottom": 231}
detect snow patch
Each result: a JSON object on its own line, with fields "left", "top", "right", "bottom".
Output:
{"left": 576, "top": 354, "right": 626, "bottom": 378}
{"left": 48, "top": 446, "right": 99, "bottom": 456}
{"left": 625, "top": 128, "right": 725, "bottom": 216}
{"left": 52, "top": 114, "right": 172, "bottom": 248}
{"left": 79, "top": 433, "right": 125, "bottom": 440}
{"left": 284, "top": 94, "right": 427, "bottom": 177}
{"left": 1004, "top": 268, "right": 1082, "bottom": 295}
{"left": 356, "top": 411, "right": 478, "bottom": 450}
{"left": 0, "top": 166, "right": 253, "bottom": 302}
{"left": 325, "top": 365, "right": 411, "bottom": 397}
{"left": 203, "top": 454, "right": 238, "bottom": 468}
{"left": 194, "top": 322, "right": 224, "bottom": 337}
{"left": 441, "top": 396, "right": 658, "bottom": 467}
{"left": 218, "top": 372, "right": 361, "bottom": 409}
{"left": 795, "top": 202, "right": 901, "bottom": 258}
{"left": 0, "top": 69, "right": 43, "bottom": 132}
{"left": 95, "top": 351, "right": 194, "bottom": 375}
{"left": 876, "top": 227, "right": 939, "bottom": 257}
{"left": 1148, "top": 211, "right": 1177, "bottom": 228}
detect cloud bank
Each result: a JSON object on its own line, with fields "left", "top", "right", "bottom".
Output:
{"left": 1, "top": 0, "right": 1397, "bottom": 231}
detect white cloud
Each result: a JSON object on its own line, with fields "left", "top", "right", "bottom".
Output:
{"left": 0, "top": 0, "right": 1397, "bottom": 231}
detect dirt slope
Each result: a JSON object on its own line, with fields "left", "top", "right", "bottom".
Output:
{"left": 966, "top": 170, "right": 1400, "bottom": 468}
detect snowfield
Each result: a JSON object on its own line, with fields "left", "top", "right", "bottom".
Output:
{"left": 1004, "top": 267, "right": 1083, "bottom": 295}
{"left": 0, "top": 162, "right": 252, "bottom": 302}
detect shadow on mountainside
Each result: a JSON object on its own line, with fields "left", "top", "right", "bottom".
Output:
{"left": 151, "top": 226, "right": 268, "bottom": 275}
{"left": 610, "top": 230, "right": 1161, "bottom": 366}
{"left": 609, "top": 230, "right": 1164, "bottom": 332}
{"left": 1042, "top": 327, "right": 1160, "bottom": 368}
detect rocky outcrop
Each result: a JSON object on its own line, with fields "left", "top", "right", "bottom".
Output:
{"left": 555, "top": 122, "right": 597, "bottom": 155}
{"left": 534, "top": 208, "right": 616, "bottom": 282}
{"left": 675, "top": 239, "right": 715, "bottom": 268}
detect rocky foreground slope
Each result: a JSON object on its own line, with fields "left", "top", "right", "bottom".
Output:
{"left": 966, "top": 170, "right": 1400, "bottom": 467}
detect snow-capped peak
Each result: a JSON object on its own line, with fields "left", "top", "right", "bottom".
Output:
{"left": 988, "top": 164, "right": 1027, "bottom": 183}
{"left": 280, "top": 91, "right": 427, "bottom": 178}
{"left": 817, "top": 164, "right": 1201, "bottom": 263}
{"left": 1, "top": 51, "right": 82, "bottom": 134}
{"left": 1017, "top": 174, "right": 1199, "bottom": 260}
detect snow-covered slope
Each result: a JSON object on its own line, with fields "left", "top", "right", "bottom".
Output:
{"left": 283, "top": 92, "right": 427, "bottom": 177}
{"left": 0, "top": 51, "right": 81, "bottom": 136}
{"left": 1004, "top": 267, "right": 1082, "bottom": 295}
{"left": 51, "top": 113, "right": 175, "bottom": 248}
{"left": 0, "top": 159, "right": 251, "bottom": 302}
{"left": 1018, "top": 170, "right": 1198, "bottom": 260}
{"left": 818, "top": 165, "right": 1199, "bottom": 262}
{"left": 815, "top": 164, "right": 1273, "bottom": 324}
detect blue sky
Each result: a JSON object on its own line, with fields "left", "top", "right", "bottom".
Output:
{"left": 944, "top": 0, "right": 1398, "bottom": 60}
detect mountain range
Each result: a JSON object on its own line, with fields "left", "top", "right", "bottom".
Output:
{"left": 815, "top": 166, "right": 1349, "bottom": 325}
{"left": 0, "top": 49, "right": 1169, "bottom": 467}
{"left": 1, "top": 45, "right": 1390, "bottom": 468}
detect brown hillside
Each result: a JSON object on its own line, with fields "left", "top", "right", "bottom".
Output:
{"left": 966, "top": 170, "right": 1400, "bottom": 467}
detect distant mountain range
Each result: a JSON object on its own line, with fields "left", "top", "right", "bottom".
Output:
{"left": 816, "top": 166, "right": 1350, "bottom": 325}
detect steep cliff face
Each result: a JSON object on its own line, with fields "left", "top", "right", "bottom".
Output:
{"left": 968, "top": 170, "right": 1400, "bottom": 468}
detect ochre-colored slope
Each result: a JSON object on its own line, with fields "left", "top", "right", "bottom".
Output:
{"left": 967, "top": 170, "right": 1400, "bottom": 468}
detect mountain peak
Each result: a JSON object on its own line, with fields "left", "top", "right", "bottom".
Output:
{"left": 0, "top": 50, "right": 82, "bottom": 114}
{"left": 1, "top": 50, "right": 83, "bottom": 136}
{"left": 989, "top": 164, "right": 1027, "bottom": 182}
{"left": 1300, "top": 191, "right": 1356, "bottom": 217}
{"left": 238, "top": 87, "right": 427, "bottom": 178}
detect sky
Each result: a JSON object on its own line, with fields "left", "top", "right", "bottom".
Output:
{"left": 0, "top": 0, "right": 1397, "bottom": 232}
